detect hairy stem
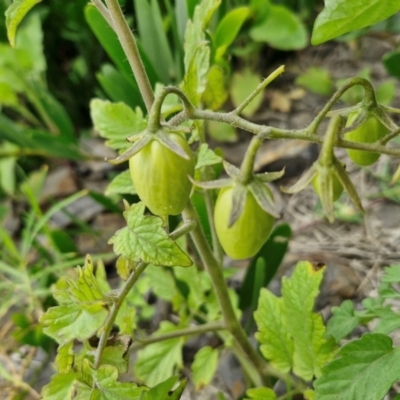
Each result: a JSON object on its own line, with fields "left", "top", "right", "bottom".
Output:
{"left": 94, "top": 262, "right": 147, "bottom": 368}
{"left": 105, "top": 0, "right": 154, "bottom": 112}
{"left": 91, "top": 0, "right": 115, "bottom": 28}
{"left": 131, "top": 320, "right": 225, "bottom": 351}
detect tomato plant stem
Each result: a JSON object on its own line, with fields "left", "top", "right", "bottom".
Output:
{"left": 105, "top": 0, "right": 154, "bottom": 113}
{"left": 130, "top": 320, "right": 225, "bottom": 351}
{"left": 93, "top": 261, "right": 148, "bottom": 369}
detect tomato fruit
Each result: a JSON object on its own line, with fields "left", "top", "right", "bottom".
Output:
{"left": 345, "top": 112, "right": 389, "bottom": 166}
{"left": 214, "top": 186, "right": 275, "bottom": 260}
{"left": 312, "top": 172, "right": 343, "bottom": 202}
{"left": 129, "top": 133, "right": 195, "bottom": 215}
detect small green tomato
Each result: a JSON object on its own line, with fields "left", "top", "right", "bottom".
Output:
{"left": 345, "top": 112, "right": 389, "bottom": 166}
{"left": 214, "top": 186, "right": 275, "bottom": 260}
{"left": 129, "top": 133, "right": 195, "bottom": 215}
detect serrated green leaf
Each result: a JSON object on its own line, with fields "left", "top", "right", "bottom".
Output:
{"left": 106, "top": 170, "right": 136, "bottom": 196}
{"left": 41, "top": 303, "right": 108, "bottom": 343}
{"left": 255, "top": 289, "right": 293, "bottom": 373}
{"left": 282, "top": 261, "right": 336, "bottom": 380}
{"left": 250, "top": 3, "right": 307, "bottom": 50}
{"left": 109, "top": 203, "right": 192, "bottom": 267}
{"left": 90, "top": 99, "right": 147, "bottom": 151}
{"left": 192, "top": 346, "right": 219, "bottom": 390}
{"left": 244, "top": 387, "right": 277, "bottom": 400}
{"left": 41, "top": 372, "right": 76, "bottom": 400}
{"left": 115, "top": 297, "right": 137, "bottom": 335}
{"left": 314, "top": 333, "right": 400, "bottom": 400}
{"left": 326, "top": 300, "right": 360, "bottom": 342}
{"left": 312, "top": 0, "right": 400, "bottom": 45}
{"left": 77, "top": 362, "right": 146, "bottom": 400}
{"left": 55, "top": 342, "right": 74, "bottom": 374}
{"left": 195, "top": 143, "right": 223, "bottom": 169}
{"left": 5, "top": 0, "right": 42, "bottom": 47}
{"left": 134, "top": 321, "right": 184, "bottom": 386}
{"left": 381, "top": 265, "right": 400, "bottom": 283}
{"left": 202, "top": 65, "right": 229, "bottom": 111}
{"left": 100, "top": 336, "right": 131, "bottom": 374}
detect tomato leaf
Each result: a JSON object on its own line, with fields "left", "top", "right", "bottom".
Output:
{"left": 5, "top": 0, "right": 41, "bottom": 47}
{"left": 134, "top": 321, "right": 184, "bottom": 386}
{"left": 140, "top": 376, "right": 187, "bottom": 400}
{"left": 41, "top": 372, "right": 76, "bottom": 400}
{"left": 55, "top": 342, "right": 74, "bottom": 374}
{"left": 312, "top": 0, "right": 400, "bottom": 45}
{"left": 106, "top": 170, "right": 137, "bottom": 196}
{"left": 109, "top": 203, "right": 192, "bottom": 267}
{"left": 202, "top": 65, "right": 229, "bottom": 111}
{"left": 244, "top": 387, "right": 277, "bottom": 400}
{"left": 326, "top": 300, "right": 360, "bottom": 342}
{"left": 192, "top": 346, "right": 219, "bottom": 390}
{"left": 90, "top": 99, "right": 147, "bottom": 151}
{"left": 195, "top": 143, "right": 223, "bottom": 169}
{"left": 314, "top": 333, "right": 400, "bottom": 400}
{"left": 282, "top": 261, "right": 336, "bottom": 380}
{"left": 255, "top": 290, "right": 293, "bottom": 373}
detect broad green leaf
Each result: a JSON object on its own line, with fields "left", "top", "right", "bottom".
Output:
{"left": 195, "top": 143, "right": 223, "bottom": 169}
{"left": 106, "top": 170, "right": 136, "bottom": 196}
{"left": 41, "top": 302, "right": 108, "bottom": 343}
{"left": 134, "top": 321, "right": 184, "bottom": 386}
{"left": 5, "top": 0, "right": 41, "bottom": 47}
{"left": 41, "top": 372, "right": 76, "bottom": 400}
{"left": 214, "top": 7, "right": 250, "bottom": 61}
{"left": 312, "top": 0, "right": 400, "bottom": 45}
{"left": 202, "top": 65, "right": 229, "bottom": 111}
{"left": 245, "top": 387, "right": 276, "bottom": 400}
{"left": 250, "top": 3, "right": 307, "bottom": 50}
{"left": 55, "top": 342, "right": 74, "bottom": 374}
{"left": 90, "top": 99, "right": 147, "bottom": 151}
{"left": 191, "top": 346, "right": 219, "bottom": 390}
{"left": 282, "top": 261, "right": 336, "bottom": 380}
{"left": 0, "top": 82, "right": 18, "bottom": 106}
{"left": 134, "top": 0, "right": 174, "bottom": 83}
{"left": 295, "top": 67, "right": 333, "bottom": 96}
{"left": 314, "top": 333, "right": 400, "bottom": 400}
{"left": 109, "top": 203, "right": 192, "bottom": 267}
{"left": 230, "top": 69, "right": 263, "bottom": 117}
{"left": 255, "top": 289, "right": 293, "bottom": 372}
{"left": 326, "top": 300, "right": 360, "bottom": 342}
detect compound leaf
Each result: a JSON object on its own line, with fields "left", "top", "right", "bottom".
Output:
{"left": 314, "top": 333, "right": 400, "bottom": 400}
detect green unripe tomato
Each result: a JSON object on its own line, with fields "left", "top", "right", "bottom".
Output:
{"left": 214, "top": 186, "right": 275, "bottom": 260}
{"left": 345, "top": 112, "right": 389, "bottom": 166}
{"left": 312, "top": 173, "right": 343, "bottom": 202}
{"left": 129, "top": 133, "right": 195, "bottom": 215}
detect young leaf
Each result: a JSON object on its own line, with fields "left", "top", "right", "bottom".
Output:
{"left": 195, "top": 143, "right": 223, "bottom": 169}
{"left": 255, "top": 289, "right": 293, "bottom": 373}
{"left": 90, "top": 99, "right": 147, "bottom": 151}
{"left": 192, "top": 346, "right": 220, "bottom": 390}
{"left": 326, "top": 300, "right": 360, "bottom": 342}
{"left": 55, "top": 342, "right": 74, "bottom": 374}
{"left": 282, "top": 261, "right": 336, "bottom": 380}
{"left": 41, "top": 372, "right": 76, "bottom": 400}
{"left": 314, "top": 333, "right": 400, "bottom": 400}
{"left": 244, "top": 387, "right": 277, "bottom": 400}
{"left": 134, "top": 321, "right": 184, "bottom": 386}
{"left": 5, "top": 0, "right": 41, "bottom": 47}
{"left": 312, "top": 0, "right": 400, "bottom": 45}
{"left": 100, "top": 335, "right": 132, "bottom": 374}
{"left": 109, "top": 203, "right": 192, "bottom": 267}
{"left": 106, "top": 170, "right": 136, "bottom": 196}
